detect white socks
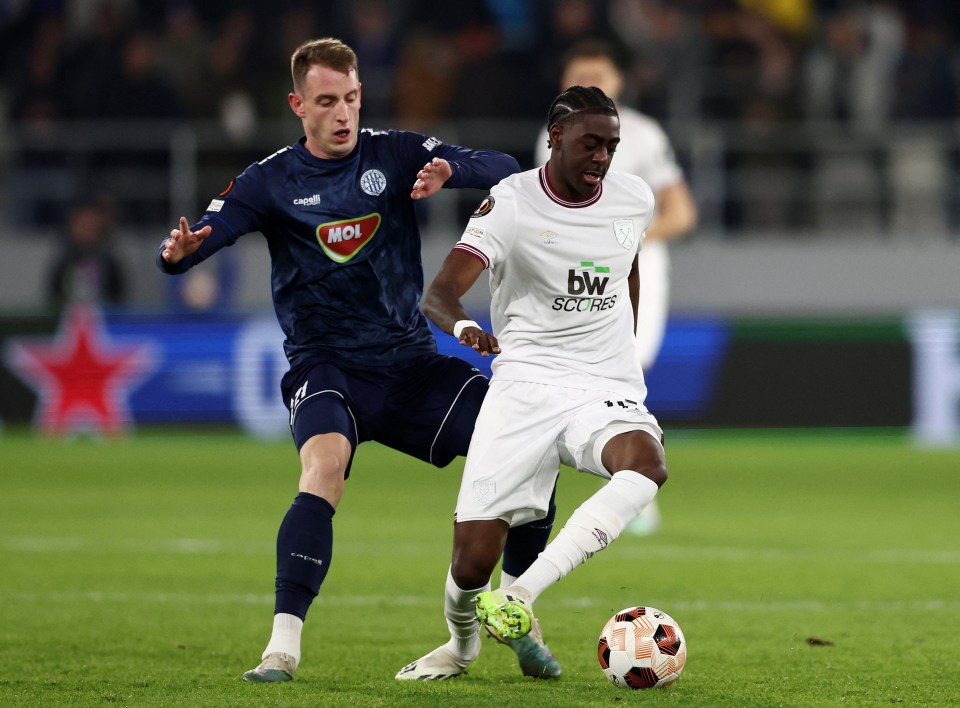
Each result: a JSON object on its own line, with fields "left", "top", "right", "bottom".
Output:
{"left": 513, "top": 471, "right": 659, "bottom": 603}
{"left": 499, "top": 570, "right": 518, "bottom": 588}
{"left": 262, "top": 612, "right": 304, "bottom": 668}
{"left": 444, "top": 567, "right": 486, "bottom": 660}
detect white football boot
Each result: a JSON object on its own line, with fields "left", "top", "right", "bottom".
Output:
{"left": 395, "top": 643, "right": 474, "bottom": 681}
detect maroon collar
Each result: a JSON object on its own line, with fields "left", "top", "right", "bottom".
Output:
{"left": 539, "top": 163, "right": 602, "bottom": 208}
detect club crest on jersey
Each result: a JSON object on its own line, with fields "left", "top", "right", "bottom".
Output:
{"left": 472, "top": 195, "right": 495, "bottom": 218}
{"left": 614, "top": 219, "right": 636, "bottom": 249}
{"left": 316, "top": 213, "right": 381, "bottom": 263}
{"left": 473, "top": 478, "right": 496, "bottom": 506}
{"left": 360, "top": 169, "right": 387, "bottom": 196}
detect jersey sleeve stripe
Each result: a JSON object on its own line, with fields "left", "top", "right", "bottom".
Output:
{"left": 453, "top": 243, "right": 490, "bottom": 269}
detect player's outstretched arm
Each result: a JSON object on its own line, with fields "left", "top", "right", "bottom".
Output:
{"left": 410, "top": 157, "right": 453, "bottom": 200}
{"left": 422, "top": 249, "right": 500, "bottom": 356}
{"left": 161, "top": 217, "right": 212, "bottom": 264}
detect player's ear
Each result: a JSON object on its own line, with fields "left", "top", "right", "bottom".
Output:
{"left": 288, "top": 92, "right": 305, "bottom": 118}
{"left": 548, "top": 123, "right": 562, "bottom": 151}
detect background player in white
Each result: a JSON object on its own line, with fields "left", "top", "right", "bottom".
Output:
{"left": 536, "top": 40, "right": 697, "bottom": 536}
{"left": 396, "top": 86, "right": 669, "bottom": 681}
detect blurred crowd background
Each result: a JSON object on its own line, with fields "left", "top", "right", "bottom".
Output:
{"left": 0, "top": 0, "right": 958, "bottom": 312}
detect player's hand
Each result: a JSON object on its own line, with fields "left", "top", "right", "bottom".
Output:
{"left": 411, "top": 157, "right": 452, "bottom": 200}
{"left": 458, "top": 326, "right": 501, "bottom": 357}
{"left": 161, "top": 217, "right": 212, "bottom": 264}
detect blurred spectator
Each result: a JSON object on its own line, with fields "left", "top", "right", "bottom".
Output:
{"left": 445, "top": 4, "right": 551, "bottom": 123}
{"left": 61, "top": 1, "right": 134, "bottom": 120}
{"left": 46, "top": 197, "right": 126, "bottom": 310}
{"left": 201, "top": 8, "right": 261, "bottom": 140}
{"left": 536, "top": 0, "right": 625, "bottom": 93}
{"left": 393, "top": 28, "right": 461, "bottom": 129}
{"left": 342, "top": 0, "right": 403, "bottom": 123}
{"left": 700, "top": 2, "right": 800, "bottom": 122}
{"left": 802, "top": 1, "right": 904, "bottom": 133}
{"left": 102, "top": 30, "right": 183, "bottom": 119}
{"left": 7, "top": 14, "right": 68, "bottom": 126}
{"left": 608, "top": 0, "right": 702, "bottom": 121}
{"left": 892, "top": 10, "right": 958, "bottom": 120}
{"left": 5, "top": 14, "right": 73, "bottom": 227}
{"left": 394, "top": 0, "right": 501, "bottom": 128}
{"left": 155, "top": 3, "right": 210, "bottom": 118}
{"left": 86, "top": 30, "right": 183, "bottom": 224}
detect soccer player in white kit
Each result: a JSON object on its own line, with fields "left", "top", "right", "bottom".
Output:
{"left": 535, "top": 41, "right": 697, "bottom": 536}
{"left": 396, "top": 86, "right": 669, "bottom": 681}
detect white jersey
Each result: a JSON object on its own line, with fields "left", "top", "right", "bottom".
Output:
{"left": 536, "top": 105, "right": 685, "bottom": 370}
{"left": 454, "top": 165, "right": 655, "bottom": 392}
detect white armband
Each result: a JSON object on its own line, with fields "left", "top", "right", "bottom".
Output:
{"left": 453, "top": 320, "right": 480, "bottom": 339}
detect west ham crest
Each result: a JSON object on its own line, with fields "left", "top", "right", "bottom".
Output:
{"left": 472, "top": 478, "right": 496, "bottom": 506}
{"left": 613, "top": 219, "right": 636, "bottom": 249}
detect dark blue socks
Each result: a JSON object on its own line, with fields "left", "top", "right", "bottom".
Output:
{"left": 274, "top": 492, "right": 335, "bottom": 620}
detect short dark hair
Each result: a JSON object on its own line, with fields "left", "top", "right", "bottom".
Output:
{"left": 546, "top": 85, "right": 618, "bottom": 132}
{"left": 291, "top": 38, "right": 358, "bottom": 93}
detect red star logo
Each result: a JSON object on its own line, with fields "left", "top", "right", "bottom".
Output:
{"left": 4, "top": 305, "right": 155, "bottom": 436}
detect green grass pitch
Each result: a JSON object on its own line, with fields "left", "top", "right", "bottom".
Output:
{"left": 1, "top": 428, "right": 958, "bottom": 706}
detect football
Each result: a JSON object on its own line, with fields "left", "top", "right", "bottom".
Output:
{"left": 597, "top": 606, "right": 686, "bottom": 689}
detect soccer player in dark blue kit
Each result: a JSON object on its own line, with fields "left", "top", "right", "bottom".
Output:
{"left": 157, "top": 38, "right": 560, "bottom": 682}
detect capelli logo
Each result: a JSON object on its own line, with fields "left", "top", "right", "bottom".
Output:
{"left": 294, "top": 194, "right": 322, "bottom": 207}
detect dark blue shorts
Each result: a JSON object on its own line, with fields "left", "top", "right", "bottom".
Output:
{"left": 280, "top": 355, "right": 488, "bottom": 474}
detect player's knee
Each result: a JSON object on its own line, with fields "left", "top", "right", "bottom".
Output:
{"left": 298, "top": 434, "right": 350, "bottom": 503}
{"left": 451, "top": 519, "right": 507, "bottom": 589}
{"left": 450, "top": 558, "right": 495, "bottom": 591}
{"left": 611, "top": 459, "right": 668, "bottom": 488}
{"left": 603, "top": 435, "right": 668, "bottom": 487}
{"left": 298, "top": 456, "right": 339, "bottom": 485}
{"left": 639, "top": 461, "right": 668, "bottom": 488}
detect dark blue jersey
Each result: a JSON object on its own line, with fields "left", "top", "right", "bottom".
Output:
{"left": 157, "top": 130, "right": 519, "bottom": 370}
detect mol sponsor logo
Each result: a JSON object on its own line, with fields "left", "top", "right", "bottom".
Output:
{"left": 316, "top": 213, "right": 381, "bottom": 263}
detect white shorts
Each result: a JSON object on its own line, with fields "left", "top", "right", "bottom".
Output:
{"left": 456, "top": 379, "right": 663, "bottom": 526}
